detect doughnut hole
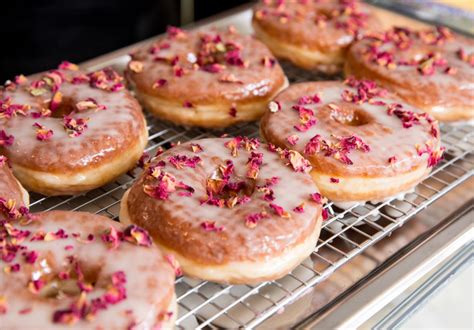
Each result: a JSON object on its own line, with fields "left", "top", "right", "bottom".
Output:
{"left": 329, "top": 103, "right": 373, "bottom": 127}
{"left": 50, "top": 96, "right": 79, "bottom": 118}
{"left": 208, "top": 161, "right": 257, "bottom": 200}
{"left": 33, "top": 257, "right": 103, "bottom": 300}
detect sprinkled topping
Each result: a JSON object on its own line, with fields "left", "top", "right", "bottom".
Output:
{"left": 200, "top": 221, "right": 225, "bottom": 232}
{"left": 33, "top": 123, "right": 54, "bottom": 141}
{"left": 269, "top": 203, "right": 291, "bottom": 218}
{"left": 101, "top": 226, "right": 120, "bottom": 250}
{"left": 0, "top": 130, "right": 14, "bottom": 146}
{"left": 304, "top": 134, "right": 370, "bottom": 165}
{"left": 153, "top": 79, "right": 168, "bottom": 89}
{"left": 76, "top": 98, "right": 106, "bottom": 111}
{"left": 229, "top": 105, "right": 237, "bottom": 117}
{"left": 268, "top": 100, "right": 281, "bottom": 113}
{"left": 245, "top": 211, "right": 268, "bottom": 228}
{"left": 190, "top": 143, "right": 203, "bottom": 153}
{"left": 52, "top": 270, "right": 127, "bottom": 325}
{"left": 287, "top": 150, "right": 312, "bottom": 173}
{"left": 128, "top": 60, "right": 144, "bottom": 73}
{"left": 123, "top": 225, "right": 153, "bottom": 247}
{"left": 286, "top": 135, "right": 299, "bottom": 146}
{"left": 165, "top": 254, "right": 183, "bottom": 277}
{"left": 88, "top": 68, "right": 125, "bottom": 92}
{"left": 58, "top": 61, "right": 79, "bottom": 71}
{"left": 63, "top": 116, "right": 89, "bottom": 137}
{"left": 219, "top": 73, "right": 243, "bottom": 84}
{"left": 261, "top": 56, "right": 276, "bottom": 67}
{"left": 246, "top": 152, "right": 263, "bottom": 179}
{"left": 167, "top": 26, "right": 187, "bottom": 40}
{"left": 50, "top": 91, "right": 63, "bottom": 112}
{"left": 1, "top": 96, "right": 30, "bottom": 119}
{"left": 387, "top": 103, "right": 422, "bottom": 128}
{"left": 144, "top": 170, "right": 194, "bottom": 200}
{"left": 330, "top": 177, "right": 340, "bottom": 183}
{"left": 293, "top": 203, "right": 305, "bottom": 213}
{"left": 168, "top": 154, "right": 201, "bottom": 169}
{"left": 343, "top": 77, "right": 387, "bottom": 103}
{"left": 360, "top": 26, "right": 462, "bottom": 76}
{"left": 457, "top": 48, "right": 474, "bottom": 66}
{"left": 183, "top": 101, "right": 193, "bottom": 108}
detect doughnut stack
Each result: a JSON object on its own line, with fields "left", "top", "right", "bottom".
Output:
{"left": 1, "top": 0, "right": 473, "bottom": 327}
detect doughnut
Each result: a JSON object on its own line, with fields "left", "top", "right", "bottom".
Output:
{"left": 260, "top": 78, "right": 443, "bottom": 204}
{"left": 0, "top": 62, "right": 148, "bottom": 196}
{"left": 252, "top": 0, "right": 381, "bottom": 74}
{"left": 0, "top": 156, "right": 29, "bottom": 210}
{"left": 120, "top": 137, "right": 324, "bottom": 284}
{"left": 0, "top": 210, "right": 176, "bottom": 329}
{"left": 345, "top": 26, "right": 474, "bottom": 122}
{"left": 126, "top": 26, "right": 288, "bottom": 128}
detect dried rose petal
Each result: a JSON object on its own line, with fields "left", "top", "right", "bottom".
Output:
{"left": 268, "top": 100, "right": 281, "bottom": 113}
{"left": 101, "top": 226, "right": 120, "bottom": 250}
{"left": 293, "top": 203, "right": 305, "bottom": 213}
{"left": 58, "top": 61, "right": 79, "bottom": 71}
{"left": 190, "top": 143, "right": 203, "bottom": 153}
{"left": 152, "top": 79, "right": 168, "bottom": 89}
{"left": 245, "top": 211, "right": 268, "bottom": 228}
{"left": 287, "top": 150, "right": 312, "bottom": 173}
{"left": 229, "top": 106, "right": 237, "bottom": 117}
{"left": 24, "top": 250, "right": 39, "bottom": 264}
{"left": 269, "top": 203, "right": 291, "bottom": 218}
{"left": 28, "top": 279, "right": 44, "bottom": 294}
{"left": 63, "top": 116, "right": 89, "bottom": 137}
{"left": 0, "top": 130, "right": 14, "bottom": 146}
{"left": 261, "top": 56, "right": 276, "bottom": 67}
{"left": 286, "top": 135, "right": 299, "bottom": 146}
{"left": 123, "top": 225, "right": 153, "bottom": 247}
{"left": 128, "top": 60, "right": 144, "bottom": 73}
{"left": 200, "top": 221, "right": 225, "bottom": 232}
{"left": 246, "top": 152, "right": 263, "bottom": 179}
{"left": 0, "top": 296, "right": 7, "bottom": 315}
{"left": 322, "top": 208, "right": 329, "bottom": 220}
{"left": 165, "top": 254, "right": 183, "bottom": 277}
{"left": 219, "top": 73, "right": 243, "bottom": 84}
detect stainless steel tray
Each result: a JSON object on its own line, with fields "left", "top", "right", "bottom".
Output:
{"left": 28, "top": 5, "right": 473, "bottom": 329}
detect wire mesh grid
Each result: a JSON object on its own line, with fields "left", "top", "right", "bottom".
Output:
{"left": 27, "top": 59, "right": 474, "bottom": 329}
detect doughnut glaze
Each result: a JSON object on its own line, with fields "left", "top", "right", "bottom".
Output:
{"left": 121, "top": 138, "right": 323, "bottom": 284}
{"left": 252, "top": 0, "right": 381, "bottom": 73}
{"left": 260, "top": 79, "right": 443, "bottom": 202}
{"left": 0, "top": 63, "right": 148, "bottom": 195}
{"left": 346, "top": 26, "right": 474, "bottom": 122}
{"left": 126, "top": 26, "right": 288, "bottom": 128}
{"left": 0, "top": 211, "right": 176, "bottom": 329}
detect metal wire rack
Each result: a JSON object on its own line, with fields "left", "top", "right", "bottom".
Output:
{"left": 27, "top": 55, "right": 474, "bottom": 329}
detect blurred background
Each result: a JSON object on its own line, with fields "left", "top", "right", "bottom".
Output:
{"left": 0, "top": 0, "right": 249, "bottom": 82}
{"left": 1, "top": 0, "right": 472, "bottom": 82}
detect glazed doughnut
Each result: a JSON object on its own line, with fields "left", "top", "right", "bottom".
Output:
{"left": 0, "top": 62, "right": 148, "bottom": 196}
{"left": 252, "top": 0, "right": 381, "bottom": 73}
{"left": 126, "top": 26, "right": 288, "bottom": 128}
{"left": 260, "top": 78, "right": 443, "bottom": 205}
{"left": 0, "top": 156, "right": 29, "bottom": 210}
{"left": 120, "top": 137, "right": 324, "bottom": 284}
{"left": 345, "top": 26, "right": 474, "bottom": 122}
{"left": 0, "top": 210, "right": 176, "bottom": 329}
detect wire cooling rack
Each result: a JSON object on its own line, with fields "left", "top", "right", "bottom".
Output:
{"left": 27, "top": 59, "right": 474, "bottom": 329}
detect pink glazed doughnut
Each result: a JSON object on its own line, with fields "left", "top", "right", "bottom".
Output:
{"left": 0, "top": 62, "right": 148, "bottom": 196}
{"left": 0, "top": 210, "right": 176, "bottom": 329}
